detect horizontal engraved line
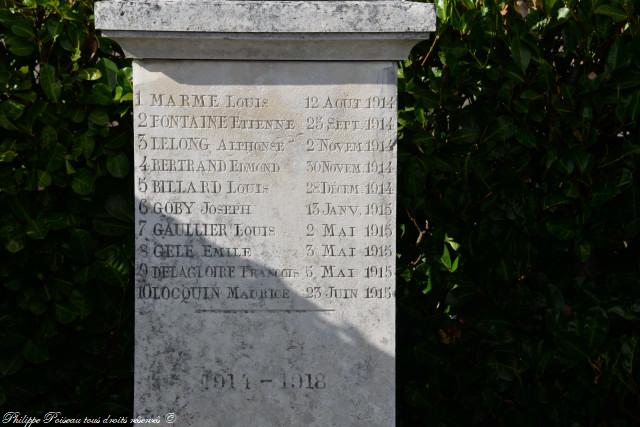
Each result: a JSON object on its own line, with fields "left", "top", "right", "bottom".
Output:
{"left": 195, "top": 309, "right": 336, "bottom": 314}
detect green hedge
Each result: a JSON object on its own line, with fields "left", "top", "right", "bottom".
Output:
{"left": 0, "top": 0, "right": 133, "bottom": 414}
{"left": 1, "top": 0, "right": 639, "bottom": 424}
{"left": 397, "top": 0, "right": 639, "bottom": 425}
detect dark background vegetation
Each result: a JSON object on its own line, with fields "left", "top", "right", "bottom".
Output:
{"left": 1, "top": 0, "right": 639, "bottom": 425}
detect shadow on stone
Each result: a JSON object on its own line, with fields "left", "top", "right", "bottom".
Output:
{"left": 135, "top": 197, "right": 395, "bottom": 427}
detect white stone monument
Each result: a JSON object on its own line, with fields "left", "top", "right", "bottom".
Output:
{"left": 95, "top": 1, "right": 434, "bottom": 426}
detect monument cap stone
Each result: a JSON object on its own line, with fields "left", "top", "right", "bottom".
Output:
{"left": 95, "top": 0, "right": 435, "bottom": 59}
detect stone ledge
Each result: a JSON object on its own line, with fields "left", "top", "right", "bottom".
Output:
{"left": 94, "top": 0, "right": 435, "bottom": 60}
{"left": 101, "top": 34, "right": 431, "bottom": 60}
{"left": 95, "top": 0, "right": 435, "bottom": 34}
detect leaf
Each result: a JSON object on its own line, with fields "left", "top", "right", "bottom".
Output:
{"left": 14, "top": 91, "right": 37, "bottom": 103}
{"left": 26, "top": 218, "right": 48, "bottom": 240}
{"left": 22, "top": 340, "right": 49, "bottom": 364}
{"left": 0, "top": 111, "right": 18, "bottom": 130}
{"left": 451, "top": 256, "right": 460, "bottom": 273}
{"left": 619, "top": 168, "right": 633, "bottom": 187}
{"left": 54, "top": 304, "right": 77, "bottom": 324}
{"left": 606, "top": 40, "right": 630, "bottom": 71}
{"left": 45, "top": 143, "right": 65, "bottom": 172}
{"left": 422, "top": 276, "right": 433, "bottom": 295}
{"left": 86, "top": 83, "right": 113, "bottom": 105}
{"left": 70, "top": 290, "right": 91, "bottom": 318}
{"left": 0, "top": 150, "right": 18, "bottom": 163}
{"left": 486, "top": 116, "right": 516, "bottom": 141}
{"left": 436, "top": 0, "right": 449, "bottom": 23}
{"left": 545, "top": 219, "right": 576, "bottom": 240}
{"left": 7, "top": 197, "right": 31, "bottom": 222}
{"left": 577, "top": 241, "right": 591, "bottom": 262}
{"left": 37, "top": 170, "right": 52, "bottom": 190}
{"left": 70, "top": 47, "right": 81, "bottom": 63}
{"left": 440, "top": 245, "right": 452, "bottom": 270}
{"left": 518, "top": 47, "right": 531, "bottom": 72}
{"left": 113, "top": 85, "right": 124, "bottom": 102}
{"left": 511, "top": 38, "right": 531, "bottom": 73}
{"left": 592, "top": 182, "right": 621, "bottom": 206}
{"left": 99, "top": 57, "right": 119, "bottom": 90}
{"left": 0, "top": 10, "right": 18, "bottom": 25}
{"left": 571, "top": 145, "right": 590, "bottom": 173}
{"left": 415, "top": 106, "right": 426, "bottom": 124}
{"left": 78, "top": 68, "right": 102, "bottom": 81}
{"left": 41, "top": 125, "right": 57, "bottom": 146}
{"left": 628, "top": 92, "right": 640, "bottom": 121}
{"left": 5, "top": 35, "right": 34, "bottom": 56}
{"left": 547, "top": 284, "right": 565, "bottom": 313}
{"left": 0, "top": 355, "right": 23, "bottom": 376}
{"left": 11, "top": 21, "right": 34, "bottom": 38}
{"left": 620, "top": 338, "right": 637, "bottom": 374}
{"left": 520, "top": 90, "right": 544, "bottom": 101}
{"left": 17, "top": 286, "right": 42, "bottom": 314}
{"left": 70, "top": 229, "right": 94, "bottom": 264}
{"left": 71, "top": 169, "right": 95, "bottom": 195}
{"left": 543, "top": 194, "right": 571, "bottom": 211}
{"left": 39, "top": 64, "right": 61, "bottom": 102}
{"left": 40, "top": 319, "right": 58, "bottom": 339}
{"left": 92, "top": 218, "right": 129, "bottom": 236}
{"left": 2, "top": 99, "right": 25, "bottom": 120}
{"left": 617, "top": 71, "right": 640, "bottom": 90}
{"left": 400, "top": 268, "right": 412, "bottom": 283}
{"left": 75, "top": 134, "right": 95, "bottom": 159}
{"left": 557, "top": 7, "right": 570, "bottom": 20}
{"left": 444, "top": 234, "right": 460, "bottom": 251}
{"left": 88, "top": 109, "right": 109, "bottom": 126}
{"left": 5, "top": 237, "right": 25, "bottom": 253}
{"left": 105, "top": 194, "right": 133, "bottom": 222}
{"left": 68, "top": 107, "right": 86, "bottom": 123}
{"left": 450, "top": 127, "right": 480, "bottom": 144}
{"left": 46, "top": 213, "right": 72, "bottom": 231}
{"left": 106, "top": 153, "right": 129, "bottom": 178}
{"left": 594, "top": 5, "right": 627, "bottom": 22}
{"left": 45, "top": 17, "right": 63, "bottom": 40}
{"left": 516, "top": 131, "right": 537, "bottom": 149}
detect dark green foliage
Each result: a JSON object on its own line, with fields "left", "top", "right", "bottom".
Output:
{"left": 397, "top": 0, "right": 640, "bottom": 425}
{"left": 0, "top": 0, "right": 133, "bottom": 414}
{"left": 1, "top": 0, "right": 639, "bottom": 424}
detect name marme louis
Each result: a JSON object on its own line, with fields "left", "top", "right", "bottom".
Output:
{"left": 146, "top": 93, "right": 269, "bottom": 109}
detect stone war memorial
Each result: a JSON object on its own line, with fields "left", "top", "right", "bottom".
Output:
{"left": 95, "top": 1, "right": 435, "bottom": 425}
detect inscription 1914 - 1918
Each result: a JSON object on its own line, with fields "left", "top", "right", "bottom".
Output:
{"left": 133, "top": 61, "right": 397, "bottom": 426}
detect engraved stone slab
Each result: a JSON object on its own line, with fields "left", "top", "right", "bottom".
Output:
{"left": 134, "top": 61, "right": 397, "bottom": 426}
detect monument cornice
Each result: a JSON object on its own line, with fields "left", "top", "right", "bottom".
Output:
{"left": 95, "top": 0, "right": 436, "bottom": 60}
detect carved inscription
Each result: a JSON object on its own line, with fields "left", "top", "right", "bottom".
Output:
{"left": 135, "top": 94, "right": 395, "bottom": 304}
{"left": 134, "top": 61, "right": 396, "bottom": 426}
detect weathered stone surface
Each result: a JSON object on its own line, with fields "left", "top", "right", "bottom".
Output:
{"left": 96, "top": 1, "right": 435, "bottom": 33}
{"left": 94, "top": 0, "right": 434, "bottom": 425}
{"left": 94, "top": 0, "right": 435, "bottom": 60}
{"left": 134, "top": 60, "right": 397, "bottom": 426}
